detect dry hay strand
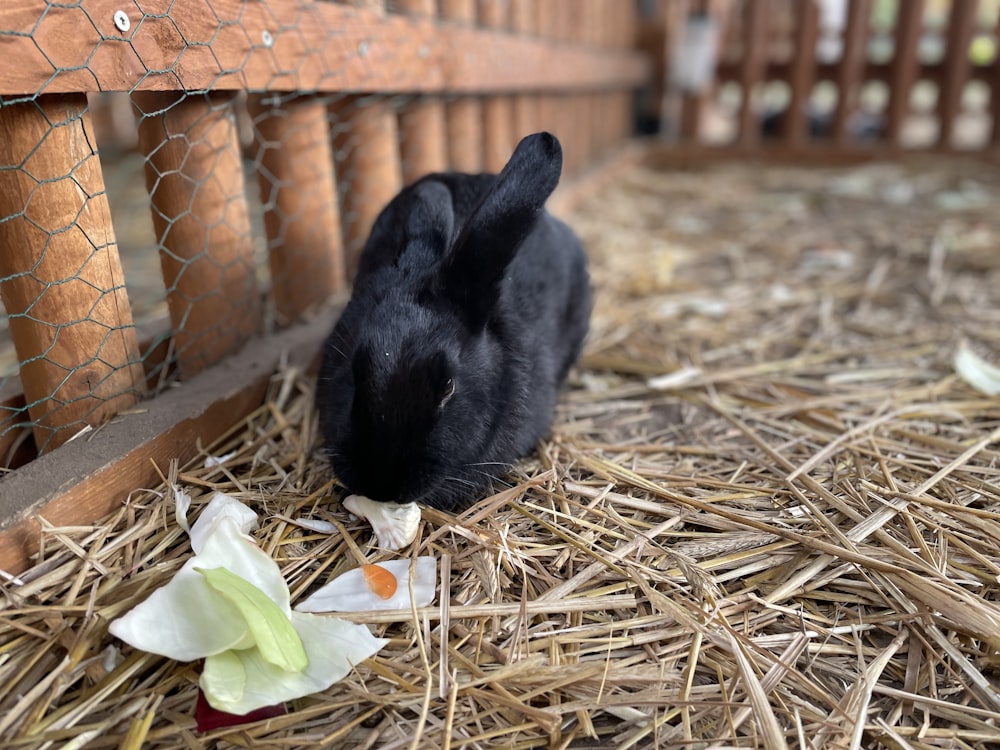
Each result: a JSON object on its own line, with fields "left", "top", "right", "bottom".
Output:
{"left": 2, "top": 153, "right": 1000, "bottom": 749}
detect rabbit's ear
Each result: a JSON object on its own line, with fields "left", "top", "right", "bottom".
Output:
{"left": 441, "top": 132, "right": 562, "bottom": 329}
{"left": 406, "top": 181, "right": 454, "bottom": 250}
{"left": 361, "top": 180, "right": 454, "bottom": 274}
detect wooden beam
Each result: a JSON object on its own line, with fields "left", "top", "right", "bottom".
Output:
{"left": 832, "top": 0, "right": 873, "bottom": 146}
{"left": 736, "top": 0, "right": 770, "bottom": 150}
{"left": 937, "top": 0, "right": 977, "bottom": 148}
{"left": 0, "top": 0, "right": 649, "bottom": 97}
{"left": 718, "top": 59, "right": 998, "bottom": 88}
{"left": 886, "top": 0, "right": 925, "bottom": 148}
{"left": 442, "top": 0, "right": 484, "bottom": 173}
{"left": 784, "top": 0, "right": 820, "bottom": 148}
{"left": 0, "top": 95, "right": 145, "bottom": 453}
{"left": 248, "top": 93, "right": 347, "bottom": 321}
{"left": 134, "top": 90, "right": 261, "bottom": 378}
{"left": 993, "top": 10, "right": 1000, "bottom": 146}
{"left": 0, "top": 311, "right": 337, "bottom": 577}
{"left": 330, "top": 95, "right": 404, "bottom": 279}
{"left": 395, "top": 0, "right": 448, "bottom": 184}
{"left": 648, "top": 141, "right": 1000, "bottom": 166}
{"left": 481, "top": 0, "right": 516, "bottom": 172}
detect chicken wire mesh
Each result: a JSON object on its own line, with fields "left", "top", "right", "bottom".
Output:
{"left": 0, "top": 0, "right": 639, "bottom": 464}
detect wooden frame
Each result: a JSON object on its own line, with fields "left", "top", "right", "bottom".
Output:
{"left": 0, "top": 0, "right": 647, "bottom": 574}
{"left": 0, "top": 0, "right": 646, "bottom": 96}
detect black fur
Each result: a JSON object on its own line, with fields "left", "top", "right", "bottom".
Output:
{"left": 316, "top": 132, "right": 592, "bottom": 510}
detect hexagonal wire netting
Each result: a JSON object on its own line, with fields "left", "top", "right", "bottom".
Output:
{"left": 0, "top": 0, "right": 638, "bottom": 464}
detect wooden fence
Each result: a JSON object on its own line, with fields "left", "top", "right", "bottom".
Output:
{"left": 642, "top": 0, "right": 1000, "bottom": 156}
{"left": 0, "top": 0, "right": 648, "bottom": 574}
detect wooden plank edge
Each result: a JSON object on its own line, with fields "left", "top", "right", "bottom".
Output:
{"left": 0, "top": 0, "right": 649, "bottom": 97}
{"left": 645, "top": 141, "right": 1000, "bottom": 167}
{"left": 1, "top": 318, "right": 175, "bottom": 471}
{"left": 0, "top": 309, "right": 338, "bottom": 577}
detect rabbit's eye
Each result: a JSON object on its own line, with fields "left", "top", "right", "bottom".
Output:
{"left": 438, "top": 378, "right": 456, "bottom": 409}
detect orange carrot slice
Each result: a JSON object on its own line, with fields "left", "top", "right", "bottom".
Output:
{"left": 361, "top": 564, "right": 397, "bottom": 600}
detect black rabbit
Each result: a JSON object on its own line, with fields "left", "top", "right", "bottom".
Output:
{"left": 316, "top": 132, "right": 591, "bottom": 510}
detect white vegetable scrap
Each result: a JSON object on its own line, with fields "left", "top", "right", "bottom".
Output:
{"left": 204, "top": 450, "right": 238, "bottom": 469}
{"left": 954, "top": 342, "right": 1000, "bottom": 396}
{"left": 296, "top": 557, "right": 437, "bottom": 613}
{"left": 343, "top": 494, "right": 421, "bottom": 550}
{"left": 109, "top": 492, "right": 387, "bottom": 715}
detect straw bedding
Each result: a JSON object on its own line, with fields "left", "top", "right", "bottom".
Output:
{"left": 2, "top": 152, "right": 999, "bottom": 749}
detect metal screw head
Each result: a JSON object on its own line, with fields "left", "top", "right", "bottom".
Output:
{"left": 113, "top": 10, "right": 130, "bottom": 33}
{"left": 358, "top": 40, "right": 369, "bottom": 57}
{"left": 261, "top": 29, "right": 273, "bottom": 48}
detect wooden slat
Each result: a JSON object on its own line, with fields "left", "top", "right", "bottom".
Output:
{"left": 512, "top": 93, "right": 540, "bottom": 139}
{"left": 0, "top": 0, "right": 648, "bottom": 97}
{"left": 442, "top": 0, "right": 484, "bottom": 172}
{"left": 248, "top": 94, "right": 347, "bottom": 321}
{"left": 737, "top": 0, "right": 770, "bottom": 149}
{"left": 510, "top": 0, "right": 535, "bottom": 36}
{"left": 885, "top": 0, "right": 925, "bottom": 147}
{"left": 0, "top": 311, "right": 336, "bottom": 577}
{"left": 0, "top": 95, "right": 145, "bottom": 453}
{"left": 134, "top": 90, "right": 261, "bottom": 378}
{"left": 481, "top": 0, "right": 515, "bottom": 172}
{"left": 993, "top": 10, "right": 1000, "bottom": 146}
{"left": 511, "top": 0, "right": 540, "bottom": 141}
{"left": 784, "top": 0, "right": 820, "bottom": 148}
{"left": 399, "top": 96, "right": 449, "bottom": 184}
{"left": 483, "top": 97, "right": 515, "bottom": 172}
{"left": 329, "top": 1, "right": 404, "bottom": 279}
{"left": 395, "top": 0, "right": 448, "bottom": 184}
{"left": 832, "top": 0, "right": 873, "bottom": 145}
{"left": 679, "top": 0, "right": 712, "bottom": 141}
{"left": 537, "top": 0, "right": 558, "bottom": 39}
{"left": 330, "top": 96, "right": 404, "bottom": 279}
{"left": 937, "top": 0, "right": 978, "bottom": 148}
{"left": 446, "top": 99, "right": 484, "bottom": 172}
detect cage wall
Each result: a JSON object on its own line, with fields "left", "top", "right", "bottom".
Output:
{"left": 0, "top": 0, "right": 648, "bottom": 572}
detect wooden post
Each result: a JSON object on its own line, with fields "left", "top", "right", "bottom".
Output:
{"left": 609, "top": 0, "right": 638, "bottom": 149}
{"left": 442, "top": 0, "right": 484, "bottom": 172}
{"left": 537, "top": 0, "right": 557, "bottom": 40}
{"left": 330, "top": 95, "right": 403, "bottom": 278}
{"left": 396, "top": 0, "right": 448, "bottom": 184}
{"left": 535, "top": 0, "right": 561, "bottom": 150}
{"left": 680, "top": 0, "right": 725, "bottom": 142}
{"left": 993, "top": 11, "right": 1000, "bottom": 147}
{"left": 737, "top": 0, "right": 770, "bottom": 150}
{"left": 134, "top": 90, "right": 260, "bottom": 379}
{"left": 513, "top": 93, "right": 540, "bottom": 139}
{"left": 937, "top": 0, "right": 977, "bottom": 148}
{"left": 512, "top": 0, "right": 541, "bottom": 140}
{"left": 784, "top": 0, "right": 820, "bottom": 148}
{"left": 885, "top": 0, "right": 925, "bottom": 148}
{"left": 330, "top": 1, "right": 404, "bottom": 279}
{"left": 481, "top": 0, "right": 516, "bottom": 172}
{"left": 0, "top": 95, "right": 144, "bottom": 452}
{"left": 248, "top": 94, "right": 346, "bottom": 323}
{"left": 511, "top": 0, "right": 536, "bottom": 37}
{"left": 832, "top": 0, "right": 873, "bottom": 146}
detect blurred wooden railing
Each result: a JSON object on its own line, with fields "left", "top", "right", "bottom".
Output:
{"left": 639, "top": 0, "right": 1000, "bottom": 155}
